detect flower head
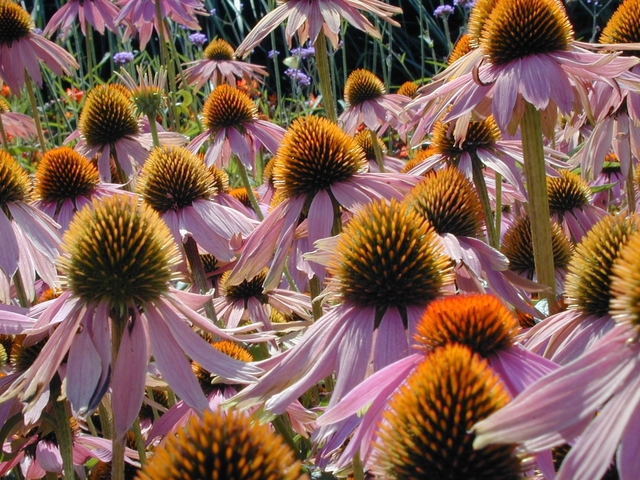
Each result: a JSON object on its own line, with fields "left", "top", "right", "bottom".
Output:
{"left": 572, "top": 215, "right": 640, "bottom": 318}
{"left": 327, "top": 198, "right": 450, "bottom": 314}
{"left": 373, "top": 343, "right": 520, "bottom": 479}
{"left": 203, "top": 38, "right": 235, "bottom": 60}
{"left": 137, "top": 410, "right": 304, "bottom": 480}
{"left": 600, "top": 0, "right": 640, "bottom": 48}
{"left": 79, "top": 85, "right": 139, "bottom": 147}
{"left": 480, "top": 0, "right": 573, "bottom": 66}
{"left": 404, "top": 166, "right": 485, "bottom": 237}
{"left": 35, "top": 147, "right": 100, "bottom": 205}
{"left": 414, "top": 294, "right": 519, "bottom": 357}
{"left": 0, "top": 148, "right": 30, "bottom": 206}
{"left": 59, "top": 195, "right": 178, "bottom": 315}
{"left": 189, "top": 32, "right": 207, "bottom": 46}
{"left": 113, "top": 51, "right": 134, "bottom": 65}
{"left": 344, "top": 68, "right": 385, "bottom": 106}
{"left": 0, "top": 0, "right": 78, "bottom": 92}
{"left": 433, "top": 4, "right": 455, "bottom": 18}
{"left": 203, "top": 84, "right": 257, "bottom": 134}
{"left": 273, "top": 115, "right": 367, "bottom": 199}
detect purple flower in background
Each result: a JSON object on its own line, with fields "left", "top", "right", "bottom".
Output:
{"left": 268, "top": 49, "right": 280, "bottom": 59}
{"left": 189, "top": 32, "right": 207, "bottom": 46}
{"left": 290, "top": 46, "right": 315, "bottom": 59}
{"left": 434, "top": 4, "right": 455, "bottom": 17}
{"left": 285, "top": 68, "right": 311, "bottom": 86}
{"left": 453, "top": 0, "right": 475, "bottom": 8}
{"left": 113, "top": 51, "right": 134, "bottom": 65}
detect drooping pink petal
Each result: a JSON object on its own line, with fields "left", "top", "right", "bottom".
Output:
{"left": 66, "top": 320, "right": 104, "bottom": 418}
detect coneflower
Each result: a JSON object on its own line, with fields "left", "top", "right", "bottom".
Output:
{"left": 34, "top": 146, "right": 121, "bottom": 230}
{"left": 523, "top": 214, "right": 640, "bottom": 364}
{"left": 373, "top": 344, "right": 522, "bottom": 479}
{"left": 138, "top": 409, "right": 305, "bottom": 480}
{"left": 182, "top": 38, "right": 268, "bottom": 91}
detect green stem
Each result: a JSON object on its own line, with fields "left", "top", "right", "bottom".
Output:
{"left": 111, "top": 315, "right": 127, "bottom": 480}
{"left": 494, "top": 172, "right": 502, "bottom": 245}
{"left": 51, "top": 378, "right": 75, "bottom": 480}
{"left": 12, "top": 269, "right": 31, "bottom": 308}
{"left": 235, "top": 157, "right": 264, "bottom": 220}
{"left": 314, "top": 31, "right": 338, "bottom": 123}
{"left": 131, "top": 418, "right": 147, "bottom": 466}
{"left": 154, "top": 1, "right": 177, "bottom": 129}
{"left": 0, "top": 111, "right": 9, "bottom": 149}
{"left": 85, "top": 21, "right": 95, "bottom": 90}
{"left": 24, "top": 74, "right": 47, "bottom": 153}
{"left": 308, "top": 275, "right": 324, "bottom": 321}
{"left": 520, "top": 102, "right": 556, "bottom": 305}
{"left": 470, "top": 153, "right": 498, "bottom": 249}
{"left": 147, "top": 115, "right": 161, "bottom": 148}
{"left": 353, "top": 451, "right": 365, "bottom": 480}
{"left": 370, "top": 129, "right": 385, "bottom": 173}
{"left": 626, "top": 162, "right": 636, "bottom": 214}
{"left": 183, "top": 237, "right": 219, "bottom": 324}
{"left": 271, "top": 414, "right": 301, "bottom": 458}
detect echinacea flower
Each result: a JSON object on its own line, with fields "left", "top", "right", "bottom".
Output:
{"left": 501, "top": 214, "right": 573, "bottom": 293}
{"left": 404, "top": 167, "right": 541, "bottom": 316}
{"left": 522, "top": 214, "right": 640, "bottom": 364}
{"left": 115, "top": 0, "right": 208, "bottom": 49}
{"left": 352, "top": 128, "right": 405, "bottom": 172}
{"left": 2, "top": 195, "right": 262, "bottom": 440}
{"left": 182, "top": 38, "right": 268, "bottom": 91}
{"left": 319, "top": 294, "right": 556, "bottom": 472}
{"left": 372, "top": 343, "right": 523, "bottom": 479}
{"left": 0, "top": 0, "right": 78, "bottom": 93}
{"left": 411, "top": 0, "right": 637, "bottom": 134}
{"left": 230, "top": 199, "right": 452, "bottom": 419}
{"left": 227, "top": 116, "right": 417, "bottom": 290}
{"left": 33, "top": 147, "right": 122, "bottom": 231}
{"left": 188, "top": 84, "right": 285, "bottom": 171}
{"left": 138, "top": 409, "right": 305, "bottom": 480}
{"left": 547, "top": 169, "right": 607, "bottom": 242}
{"left": 234, "top": 0, "right": 402, "bottom": 57}
{"left": 214, "top": 269, "right": 312, "bottom": 330}
{"left": 42, "top": 0, "right": 122, "bottom": 40}
{"left": 138, "top": 145, "right": 256, "bottom": 262}
{"left": 0, "top": 150, "right": 60, "bottom": 304}
{"left": 338, "top": 69, "right": 406, "bottom": 135}
{"left": 472, "top": 230, "right": 640, "bottom": 479}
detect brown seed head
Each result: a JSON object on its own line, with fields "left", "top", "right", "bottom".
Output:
{"left": 0, "top": 0, "right": 32, "bottom": 46}
{"left": 344, "top": 69, "right": 385, "bottom": 106}
{"left": 202, "top": 84, "right": 257, "bottom": 134}
{"left": 79, "top": 85, "right": 139, "bottom": 147}
{"left": 0, "top": 149, "right": 31, "bottom": 205}
{"left": 203, "top": 38, "right": 236, "bottom": 60}
{"left": 35, "top": 147, "right": 99, "bottom": 203}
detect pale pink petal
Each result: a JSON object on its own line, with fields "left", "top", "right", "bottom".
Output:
{"left": 372, "top": 307, "right": 408, "bottom": 371}
{"left": 35, "top": 441, "right": 62, "bottom": 473}
{"left": 66, "top": 320, "right": 104, "bottom": 417}
{"left": 0, "top": 211, "right": 19, "bottom": 278}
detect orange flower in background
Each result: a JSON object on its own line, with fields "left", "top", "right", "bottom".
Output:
{"left": 0, "top": 85, "right": 9, "bottom": 97}
{"left": 65, "top": 87, "right": 84, "bottom": 103}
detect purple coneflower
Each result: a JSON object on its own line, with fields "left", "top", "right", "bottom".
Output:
{"left": 137, "top": 145, "right": 257, "bottom": 262}
{"left": 522, "top": 214, "right": 640, "bottom": 364}
{"left": 229, "top": 199, "right": 452, "bottom": 419}
{"left": 42, "top": 0, "right": 122, "bottom": 39}
{"left": 319, "top": 294, "right": 556, "bottom": 473}
{"left": 0, "top": 0, "right": 78, "bottom": 93}
{"left": 33, "top": 147, "right": 122, "bottom": 231}
{"left": 226, "top": 115, "right": 417, "bottom": 290}
{"left": 188, "top": 84, "right": 285, "bottom": 171}
{"left": 0, "top": 150, "right": 60, "bottom": 305}
{"left": 2, "top": 195, "right": 262, "bottom": 440}
{"left": 234, "top": 0, "right": 402, "bottom": 57}
{"left": 338, "top": 69, "right": 406, "bottom": 135}
{"left": 182, "top": 38, "right": 268, "bottom": 91}
{"left": 0, "top": 97, "right": 36, "bottom": 141}
{"left": 473, "top": 230, "right": 640, "bottom": 479}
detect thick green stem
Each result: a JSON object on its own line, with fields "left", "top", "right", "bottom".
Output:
{"left": 314, "top": 31, "right": 338, "bottom": 123}
{"left": 309, "top": 275, "right": 324, "bottom": 321}
{"left": 51, "top": 378, "right": 75, "bottom": 480}
{"left": 353, "top": 451, "right": 365, "bottom": 480}
{"left": 271, "top": 414, "right": 301, "bottom": 458}
{"left": 111, "top": 316, "right": 127, "bottom": 480}
{"left": 470, "top": 153, "right": 498, "bottom": 249}
{"left": 370, "top": 129, "right": 385, "bottom": 173}
{"left": 626, "top": 162, "right": 636, "bottom": 214}
{"left": 131, "top": 418, "right": 147, "bottom": 466}
{"left": 235, "top": 157, "right": 264, "bottom": 220}
{"left": 0, "top": 112, "right": 9, "bottom": 149}
{"left": 494, "top": 172, "right": 502, "bottom": 245}
{"left": 147, "top": 115, "right": 161, "bottom": 148}
{"left": 154, "top": 1, "right": 177, "bottom": 129}
{"left": 183, "top": 237, "right": 219, "bottom": 324}
{"left": 25, "top": 74, "right": 47, "bottom": 153}
{"left": 12, "top": 269, "right": 31, "bottom": 308}
{"left": 520, "top": 102, "right": 556, "bottom": 305}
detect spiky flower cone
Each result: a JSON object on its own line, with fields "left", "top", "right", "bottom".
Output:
{"left": 58, "top": 195, "right": 180, "bottom": 317}
{"left": 136, "top": 409, "right": 305, "bottom": 480}
{"left": 79, "top": 85, "right": 139, "bottom": 147}
{"left": 344, "top": 68, "right": 385, "bottom": 106}
{"left": 35, "top": 147, "right": 99, "bottom": 204}
{"left": 273, "top": 115, "right": 366, "bottom": 199}
{"left": 0, "top": 0, "right": 32, "bottom": 46}
{"left": 203, "top": 38, "right": 235, "bottom": 60}
{"left": 374, "top": 343, "right": 520, "bottom": 479}
{"left": 547, "top": 170, "right": 591, "bottom": 216}
{"left": 414, "top": 294, "right": 520, "bottom": 357}
{"left": 600, "top": 0, "right": 640, "bottom": 47}
{"left": 327, "top": 198, "right": 451, "bottom": 316}
{"left": 567, "top": 215, "right": 640, "bottom": 317}
{"left": 404, "top": 166, "right": 485, "bottom": 237}
{"left": 202, "top": 84, "right": 257, "bottom": 134}
{"left": 0, "top": 149, "right": 30, "bottom": 206}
